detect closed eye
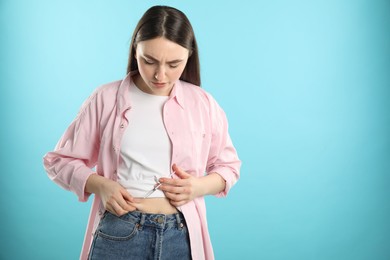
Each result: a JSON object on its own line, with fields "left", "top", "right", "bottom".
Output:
{"left": 144, "top": 59, "right": 155, "bottom": 65}
{"left": 169, "top": 63, "right": 179, "bottom": 68}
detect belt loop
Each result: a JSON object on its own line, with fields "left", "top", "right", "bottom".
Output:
{"left": 175, "top": 213, "right": 184, "bottom": 230}
{"left": 138, "top": 213, "right": 146, "bottom": 230}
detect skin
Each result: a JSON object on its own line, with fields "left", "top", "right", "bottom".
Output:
{"left": 159, "top": 164, "right": 226, "bottom": 208}
{"left": 133, "top": 37, "right": 189, "bottom": 96}
{"left": 85, "top": 37, "right": 226, "bottom": 216}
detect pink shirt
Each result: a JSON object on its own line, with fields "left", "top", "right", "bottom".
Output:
{"left": 43, "top": 73, "right": 241, "bottom": 260}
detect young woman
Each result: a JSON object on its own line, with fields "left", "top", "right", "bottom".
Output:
{"left": 44, "top": 5, "right": 241, "bottom": 260}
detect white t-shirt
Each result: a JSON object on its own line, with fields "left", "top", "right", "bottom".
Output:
{"left": 117, "top": 82, "right": 172, "bottom": 198}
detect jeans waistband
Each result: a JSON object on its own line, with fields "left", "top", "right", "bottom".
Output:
{"left": 111, "top": 210, "right": 186, "bottom": 230}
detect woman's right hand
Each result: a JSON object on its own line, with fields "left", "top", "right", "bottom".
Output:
{"left": 85, "top": 174, "right": 139, "bottom": 216}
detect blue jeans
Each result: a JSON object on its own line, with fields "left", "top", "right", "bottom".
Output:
{"left": 88, "top": 211, "right": 191, "bottom": 260}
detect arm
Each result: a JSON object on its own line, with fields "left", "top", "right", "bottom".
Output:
{"left": 43, "top": 92, "right": 101, "bottom": 202}
{"left": 43, "top": 86, "right": 139, "bottom": 216}
{"left": 159, "top": 164, "right": 226, "bottom": 207}
{"left": 159, "top": 93, "right": 241, "bottom": 206}
{"left": 205, "top": 93, "right": 241, "bottom": 197}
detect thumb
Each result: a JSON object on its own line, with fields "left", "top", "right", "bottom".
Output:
{"left": 172, "top": 164, "right": 190, "bottom": 179}
{"left": 121, "top": 188, "right": 134, "bottom": 203}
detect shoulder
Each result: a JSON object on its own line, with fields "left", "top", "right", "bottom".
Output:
{"left": 77, "top": 78, "right": 123, "bottom": 117}
{"left": 92, "top": 79, "right": 123, "bottom": 99}
{"left": 179, "top": 80, "right": 208, "bottom": 96}
{"left": 179, "top": 81, "right": 228, "bottom": 130}
{"left": 179, "top": 80, "right": 219, "bottom": 108}
{"left": 82, "top": 78, "right": 125, "bottom": 107}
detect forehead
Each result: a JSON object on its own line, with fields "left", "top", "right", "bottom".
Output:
{"left": 136, "top": 37, "right": 189, "bottom": 59}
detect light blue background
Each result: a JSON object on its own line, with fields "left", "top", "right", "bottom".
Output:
{"left": 1, "top": 1, "right": 389, "bottom": 259}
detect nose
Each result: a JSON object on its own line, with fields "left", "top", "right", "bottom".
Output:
{"left": 155, "top": 66, "right": 166, "bottom": 81}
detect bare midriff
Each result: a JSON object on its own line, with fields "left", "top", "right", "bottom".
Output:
{"left": 134, "top": 197, "right": 178, "bottom": 214}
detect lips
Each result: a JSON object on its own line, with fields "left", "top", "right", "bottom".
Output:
{"left": 152, "top": 82, "right": 166, "bottom": 88}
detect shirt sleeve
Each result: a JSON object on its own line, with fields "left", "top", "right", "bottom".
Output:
{"left": 205, "top": 93, "right": 241, "bottom": 197}
{"left": 43, "top": 91, "right": 101, "bottom": 202}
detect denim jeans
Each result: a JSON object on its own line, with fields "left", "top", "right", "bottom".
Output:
{"left": 88, "top": 211, "right": 191, "bottom": 260}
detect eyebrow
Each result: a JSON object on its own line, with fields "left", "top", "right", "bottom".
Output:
{"left": 143, "top": 54, "right": 184, "bottom": 64}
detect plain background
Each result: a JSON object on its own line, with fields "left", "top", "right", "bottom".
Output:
{"left": 1, "top": 0, "right": 389, "bottom": 259}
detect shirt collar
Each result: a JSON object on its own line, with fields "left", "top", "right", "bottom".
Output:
{"left": 117, "top": 72, "right": 134, "bottom": 115}
{"left": 169, "top": 80, "right": 185, "bottom": 110}
{"left": 118, "top": 72, "right": 186, "bottom": 112}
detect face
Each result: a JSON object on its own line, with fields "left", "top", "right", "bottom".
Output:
{"left": 134, "top": 37, "right": 190, "bottom": 96}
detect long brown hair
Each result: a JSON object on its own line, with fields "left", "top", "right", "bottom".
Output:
{"left": 127, "top": 5, "right": 201, "bottom": 86}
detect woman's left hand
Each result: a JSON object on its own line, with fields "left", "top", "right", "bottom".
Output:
{"left": 158, "top": 164, "right": 204, "bottom": 207}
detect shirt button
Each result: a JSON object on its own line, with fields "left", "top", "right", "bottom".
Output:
{"left": 120, "top": 123, "right": 124, "bottom": 128}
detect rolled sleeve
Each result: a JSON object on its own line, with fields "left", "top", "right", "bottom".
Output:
{"left": 43, "top": 91, "right": 100, "bottom": 202}
{"left": 206, "top": 94, "right": 241, "bottom": 197}
{"left": 207, "top": 139, "right": 241, "bottom": 197}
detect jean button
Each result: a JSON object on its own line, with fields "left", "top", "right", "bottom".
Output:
{"left": 156, "top": 216, "right": 164, "bottom": 224}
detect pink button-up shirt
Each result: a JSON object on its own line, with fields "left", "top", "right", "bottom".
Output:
{"left": 43, "top": 73, "right": 241, "bottom": 260}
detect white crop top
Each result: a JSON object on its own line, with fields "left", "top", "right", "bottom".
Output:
{"left": 117, "top": 82, "right": 172, "bottom": 198}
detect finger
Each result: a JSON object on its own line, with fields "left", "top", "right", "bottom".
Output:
{"left": 125, "top": 203, "right": 137, "bottom": 212}
{"left": 106, "top": 205, "right": 123, "bottom": 217}
{"left": 107, "top": 200, "right": 127, "bottom": 216}
{"left": 127, "top": 199, "right": 141, "bottom": 211}
{"left": 164, "top": 191, "right": 188, "bottom": 202}
{"left": 119, "top": 190, "right": 139, "bottom": 212}
{"left": 168, "top": 196, "right": 187, "bottom": 207}
{"left": 132, "top": 197, "right": 142, "bottom": 203}
{"left": 159, "top": 183, "right": 188, "bottom": 195}
{"left": 163, "top": 187, "right": 189, "bottom": 207}
{"left": 170, "top": 200, "right": 186, "bottom": 207}
{"left": 172, "top": 164, "right": 191, "bottom": 179}
{"left": 121, "top": 189, "right": 134, "bottom": 203}
{"left": 106, "top": 190, "right": 134, "bottom": 214}
{"left": 159, "top": 177, "right": 186, "bottom": 186}
{"left": 113, "top": 196, "right": 131, "bottom": 212}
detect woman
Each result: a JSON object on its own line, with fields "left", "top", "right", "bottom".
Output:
{"left": 44, "top": 5, "right": 241, "bottom": 260}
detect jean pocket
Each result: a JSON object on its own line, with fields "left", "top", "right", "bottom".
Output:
{"left": 97, "top": 212, "right": 139, "bottom": 241}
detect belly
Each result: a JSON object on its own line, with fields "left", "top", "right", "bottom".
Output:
{"left": 135, "top": 197, "right": 178, "bottom": 214}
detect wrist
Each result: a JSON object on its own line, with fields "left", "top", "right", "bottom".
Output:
{"left": 85, "top": 174, "right": 105, "bottom": 195}
{"left": 200, "top": 172, "right": 226, "bottom": 196}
